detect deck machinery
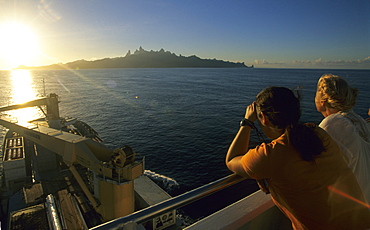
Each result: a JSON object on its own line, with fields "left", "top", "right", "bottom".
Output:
{"left": 0, "top": 94, "right": 157, "bottom": 228}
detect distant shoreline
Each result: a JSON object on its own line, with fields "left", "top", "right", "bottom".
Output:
{"left": 17, "top": 47, "right": 253, "bottom": 70}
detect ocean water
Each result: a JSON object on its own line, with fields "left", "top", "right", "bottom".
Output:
{"left": 0, "top": 68, "right": 369, "bottom": 191}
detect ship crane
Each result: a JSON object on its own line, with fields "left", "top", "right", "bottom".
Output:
{"left": 0, "top": 93, "right": 144, "bottom": 222}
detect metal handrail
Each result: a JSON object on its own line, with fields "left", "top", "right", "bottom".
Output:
{"left": 90, "top": 173, "right": 246, "bottom": 230}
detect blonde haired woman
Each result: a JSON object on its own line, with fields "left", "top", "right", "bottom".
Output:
{"left": 315, "top": 73, "right": 370, "bottom": 203}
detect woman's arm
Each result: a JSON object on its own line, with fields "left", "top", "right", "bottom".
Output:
{"left": 226, "top": 102, "right": 257, "bottom": 178}
{"left": 226, "top": 126, "right": 253, "bottom": 177}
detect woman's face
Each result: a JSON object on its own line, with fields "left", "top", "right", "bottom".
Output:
{"left": 315, "top": 89, "right": 325, "bottom": 113}
{"left": 255, "top": 105, "right": 268, "bottom": 136}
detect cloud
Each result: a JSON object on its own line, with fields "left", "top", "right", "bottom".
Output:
{"left": 254, "top": 57, "right": 370, "bottom": 69}
{"left": 254, "top": 59, "right": 284, "bottom": 65}
{"left": 311, "top": 57, "right": 370, "bottom": 65}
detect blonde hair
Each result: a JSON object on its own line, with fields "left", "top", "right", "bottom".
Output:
{"left": 317, "top": 74, "right": 358, "bottom": 111}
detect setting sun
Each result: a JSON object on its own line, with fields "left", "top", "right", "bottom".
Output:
{"left": 0, "top": 22, "right": 39, "bottom": 69}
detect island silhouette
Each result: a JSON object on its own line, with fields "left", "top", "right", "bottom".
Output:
{"left": 17, "top": 47, "right": 253, "bottom": 70}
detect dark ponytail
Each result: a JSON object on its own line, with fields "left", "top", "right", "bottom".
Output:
{"left": 288, "top": 123, "right": 325, "bottom": 161}
{"left": 256, "top": 87, "right": 325, "bottom": 161}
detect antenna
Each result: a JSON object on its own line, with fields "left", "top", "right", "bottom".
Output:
{"left": 42, "top": 78, "right": 46, "bottom": 96}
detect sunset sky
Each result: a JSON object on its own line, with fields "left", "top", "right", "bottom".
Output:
{"left": 0, "top": 0, "right": 369, "bottom": 70}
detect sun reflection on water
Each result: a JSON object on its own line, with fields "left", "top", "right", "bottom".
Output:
{"left": 8, "top": 70, "right": 42, "bottom": 125}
